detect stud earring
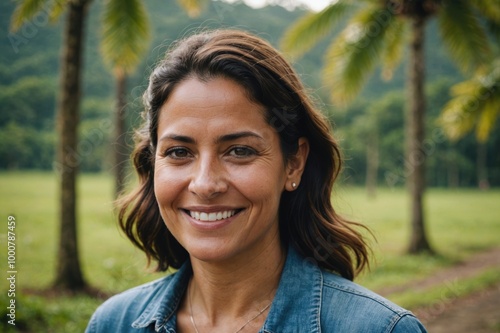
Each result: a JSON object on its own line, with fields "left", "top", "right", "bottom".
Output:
{"left": 292, "top": 182, "right": 297, "bottom": 189}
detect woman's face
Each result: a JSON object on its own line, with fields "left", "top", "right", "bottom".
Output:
{"left": 154, "top": 77, "right": 296, "bottom": 263}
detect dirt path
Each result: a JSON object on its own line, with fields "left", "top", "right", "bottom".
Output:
{"left": 377, "top": 247, "right": 500, "bottom": 333}
{"left": 415, "top": 282, "right": 500, "bottom": 333}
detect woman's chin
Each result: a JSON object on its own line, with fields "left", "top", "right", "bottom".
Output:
{"left": 186, "top": 241, "right": 238, "bottom": 264}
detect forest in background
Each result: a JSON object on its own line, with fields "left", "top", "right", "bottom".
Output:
{"left": 1, "top": 0, "right": 499, "bottom": 187}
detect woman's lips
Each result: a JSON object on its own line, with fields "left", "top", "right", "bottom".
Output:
{"left": 183, "top": 208, "right": 243, "bottom": 230}
{"left": 189, "top": 209, "right": 237, "bottom": 221}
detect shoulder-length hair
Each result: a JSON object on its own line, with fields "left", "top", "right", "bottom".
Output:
{"left": 119, "top": 29, "right": 370, "bottom": 280}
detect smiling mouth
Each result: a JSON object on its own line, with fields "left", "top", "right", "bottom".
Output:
{"left": 185, "top": 209, "right": 242, "bottom": 222}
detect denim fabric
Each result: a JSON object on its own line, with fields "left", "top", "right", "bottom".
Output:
{"left": 86, "top": 247, "right": 427, "bottom": 332}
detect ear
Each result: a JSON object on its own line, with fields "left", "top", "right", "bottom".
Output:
{"left": 285, "top": 137, "right": 309, "bottom": 191}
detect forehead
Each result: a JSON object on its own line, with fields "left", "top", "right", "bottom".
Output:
{"left": 157, "top": 77, "right": 273, "bottom": 137}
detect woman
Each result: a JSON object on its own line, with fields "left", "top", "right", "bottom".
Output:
{"left": 86, "top": 29, "right": 426, "bottom": 332}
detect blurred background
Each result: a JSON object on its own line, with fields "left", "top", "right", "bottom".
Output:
{"left": 1, "top": 0, "right": 499, "bottom": 332}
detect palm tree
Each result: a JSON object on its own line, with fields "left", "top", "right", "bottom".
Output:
{"left": 105, "top": 0, "right": 207, "bottom": 198}
{"left": 101, "top": 0, "right": 151, "bottom": 198}
{"left": 10, "top": 0, "right": 207, "bottom": 291}
{"left": 282, "top": 0, "right": 499, "bottom": 254}
{"left": 11, "top": 0, "right": 91, "bottom": 290}
{"left": 439, "top": 60, "right": 500, "bottom": 189}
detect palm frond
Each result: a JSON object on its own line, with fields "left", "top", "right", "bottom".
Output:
{"left": 470, "top": 0, "right": 500, "bottom": 46}
{"left": 49, "top": 0, "right": 67, "bottom": 23}
{"left": 10, "top": 0, "right": 65, "bottom": 31}
{"left": 323, "top": 4, "right": 397, "bottom": 105}
{"left": 471, "top": 0, "right": 500, "bottom": 22}
{"left": 485, "top": 19, "right": 500, "bottom": 47}
{"left": 476, "top": 97, "right": 500, "bottom": 142}
{"left": 438, "top": 0, "right": 492, "bottom": 73}
{"left": 281, "top": 1, "right": 353, "bottom": 58}
{"left": 439, "top": 63, "right": 500, "bottom": 142}
{"left": 101, "top": 0, "right": 151, "bottom": 73}
{"left": 380, "top": 17, "right": 405, "bottom": 81}
{"left": 439, "top": 82, "right": 483, "bottom": 141}
{"left": 176, "top": 0, "right": 207, "bottom": 18}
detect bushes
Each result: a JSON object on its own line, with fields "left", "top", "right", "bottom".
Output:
{"left": 0, "top": 292, "right": 101, "bottom": 333}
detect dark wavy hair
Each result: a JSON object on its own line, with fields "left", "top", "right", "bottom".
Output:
{"left": 118, "top": 29, "right": 370, "bottom": 280}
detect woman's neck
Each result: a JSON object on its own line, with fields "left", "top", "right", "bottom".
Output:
{"left": 188, "top": 237, "right": 286, "bottom": 327}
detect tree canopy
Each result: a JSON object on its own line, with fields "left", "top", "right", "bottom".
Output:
{"left": 1, "top": 0, "right": 498, "bottom": 187}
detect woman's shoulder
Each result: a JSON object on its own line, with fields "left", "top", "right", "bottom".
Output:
{"left": 319, "top": 270, "right": 427, "bottom": 332}
{"left": 320, "top": 271, "right": 405, "bottom": 314}
{"left": 98, "top": 274, "right": 175, "bottom": 311}
{"left": 85, "top": 271, "right": 184, "bottom": 332}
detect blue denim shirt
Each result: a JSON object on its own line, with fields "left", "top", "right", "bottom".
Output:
{"left": 86, "top": 246, "right": 426, "bottom": 332}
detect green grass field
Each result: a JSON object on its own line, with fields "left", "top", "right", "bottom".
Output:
{"left": 1, "top": 171, "right": 499, "bottom": 332}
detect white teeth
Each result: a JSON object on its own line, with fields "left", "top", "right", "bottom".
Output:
{"left": 189, "top": 210, "right": 236, "bottom": 222}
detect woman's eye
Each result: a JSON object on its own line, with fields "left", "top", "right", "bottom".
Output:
{"left": 228, "top": 146, "right": 256, "bottom": 158}
{"left": 165, "top": 147, "right": 191, "bottom": 159}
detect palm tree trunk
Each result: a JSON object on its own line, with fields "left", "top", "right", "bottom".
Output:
{"left": 407, "top": 15, "right": 433, "bottom": 254}
{"left": 477, "top": 141, "right": 489, "bottom": 190}
{"left": 54, "top": 0, "right": 90, "bottom": 290}
{"left": 114, "top": 68, "right": 128, "bottom": 198}
{"left": 447, "top": 148, "right": 459, "bottom": 188}
{"left": 366, "top": 128, "right": 379, "bottom": 199}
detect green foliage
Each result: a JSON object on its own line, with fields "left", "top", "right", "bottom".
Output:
{"left": 337, "top": 79, "right": 500, "bottom": 187}
{"left": 0, "top": 123, "right": 55, "bottom": 169}
{"left": 380, "top": 18, "right": 405, "bottom": 80}
{"left": 282, "top": 0, "right": 500, "bottom": 189}
{"left": 10, "top": 0, "right": 59, "bottom": 31}
{"left": 438, "top": 0, "right": 492, "bottom": 73}
{"left": 0, "top": 76, "right": 56, "bottom": 129}
{"left": 440, "top": 61, "right": 500, "bottom": 143}
{"left": 0, "top": 0, "right": 499, "bottom": 185}
{"left": 284, "top": 0, "right": 497, "bottom": 105}
{"left": 323, "top": 5, "right": 398, "bottom": 104}
{"left": 0, "top": 292, "right": 101, "bottom": 333}
{"left": 281, "top": 1, "right": 351, "bottom": 58}
{"left": 101, "top": 0, "right": 150, "bottom": 73}
{"left": 176, "top": 0, "right": 208, "bottom": 18}
{"left": 0, "top": 292, "right": 47, "bottom": 332}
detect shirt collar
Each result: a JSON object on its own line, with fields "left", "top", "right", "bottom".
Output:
{"left": 261, "top": 246, "right": 323, "bottom": 333}
{"left": 131, "top": 264, "right": 191, "bottom": 331}
{"left": 131, "top": 246, "right": 323, "bottom": 332}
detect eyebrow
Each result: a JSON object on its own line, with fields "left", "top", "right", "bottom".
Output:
{"left": 159, "top": 134, "right": 195, "bottom": 144}
{"left": 158, "top": 131, "right": 263, "bottom": 144}
{"left": 216, "top": 131, "right": 263, "bottom": 143}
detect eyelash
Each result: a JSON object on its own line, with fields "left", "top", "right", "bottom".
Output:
{"left": 163, "top": 146, "right": 257, "bottom": 160}
{"left": 164, "top": 147, "right": 192, "bottom": 159}
{"left": 228, "top": 146, "right": 257, "bottom": 158}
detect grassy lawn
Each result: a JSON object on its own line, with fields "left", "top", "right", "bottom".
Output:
{"left": 0, "top": 171, "right": 499, "bottom": 332}
{"left": 333, "top": 186, "right": 500, "bottom": 290}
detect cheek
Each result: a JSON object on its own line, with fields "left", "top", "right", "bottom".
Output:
{"left": 153, "top": 168, "right": 188, "bottom": 237}
{"left": 229, "top": 163, "right": 285, "bottom": 205}
{"left": 153, "top": 164, "right": 185, "bottom": 210}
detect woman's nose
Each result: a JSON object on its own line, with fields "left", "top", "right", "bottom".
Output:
{"left": 188, "top": 156, "right": 228, "bottom": 200}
